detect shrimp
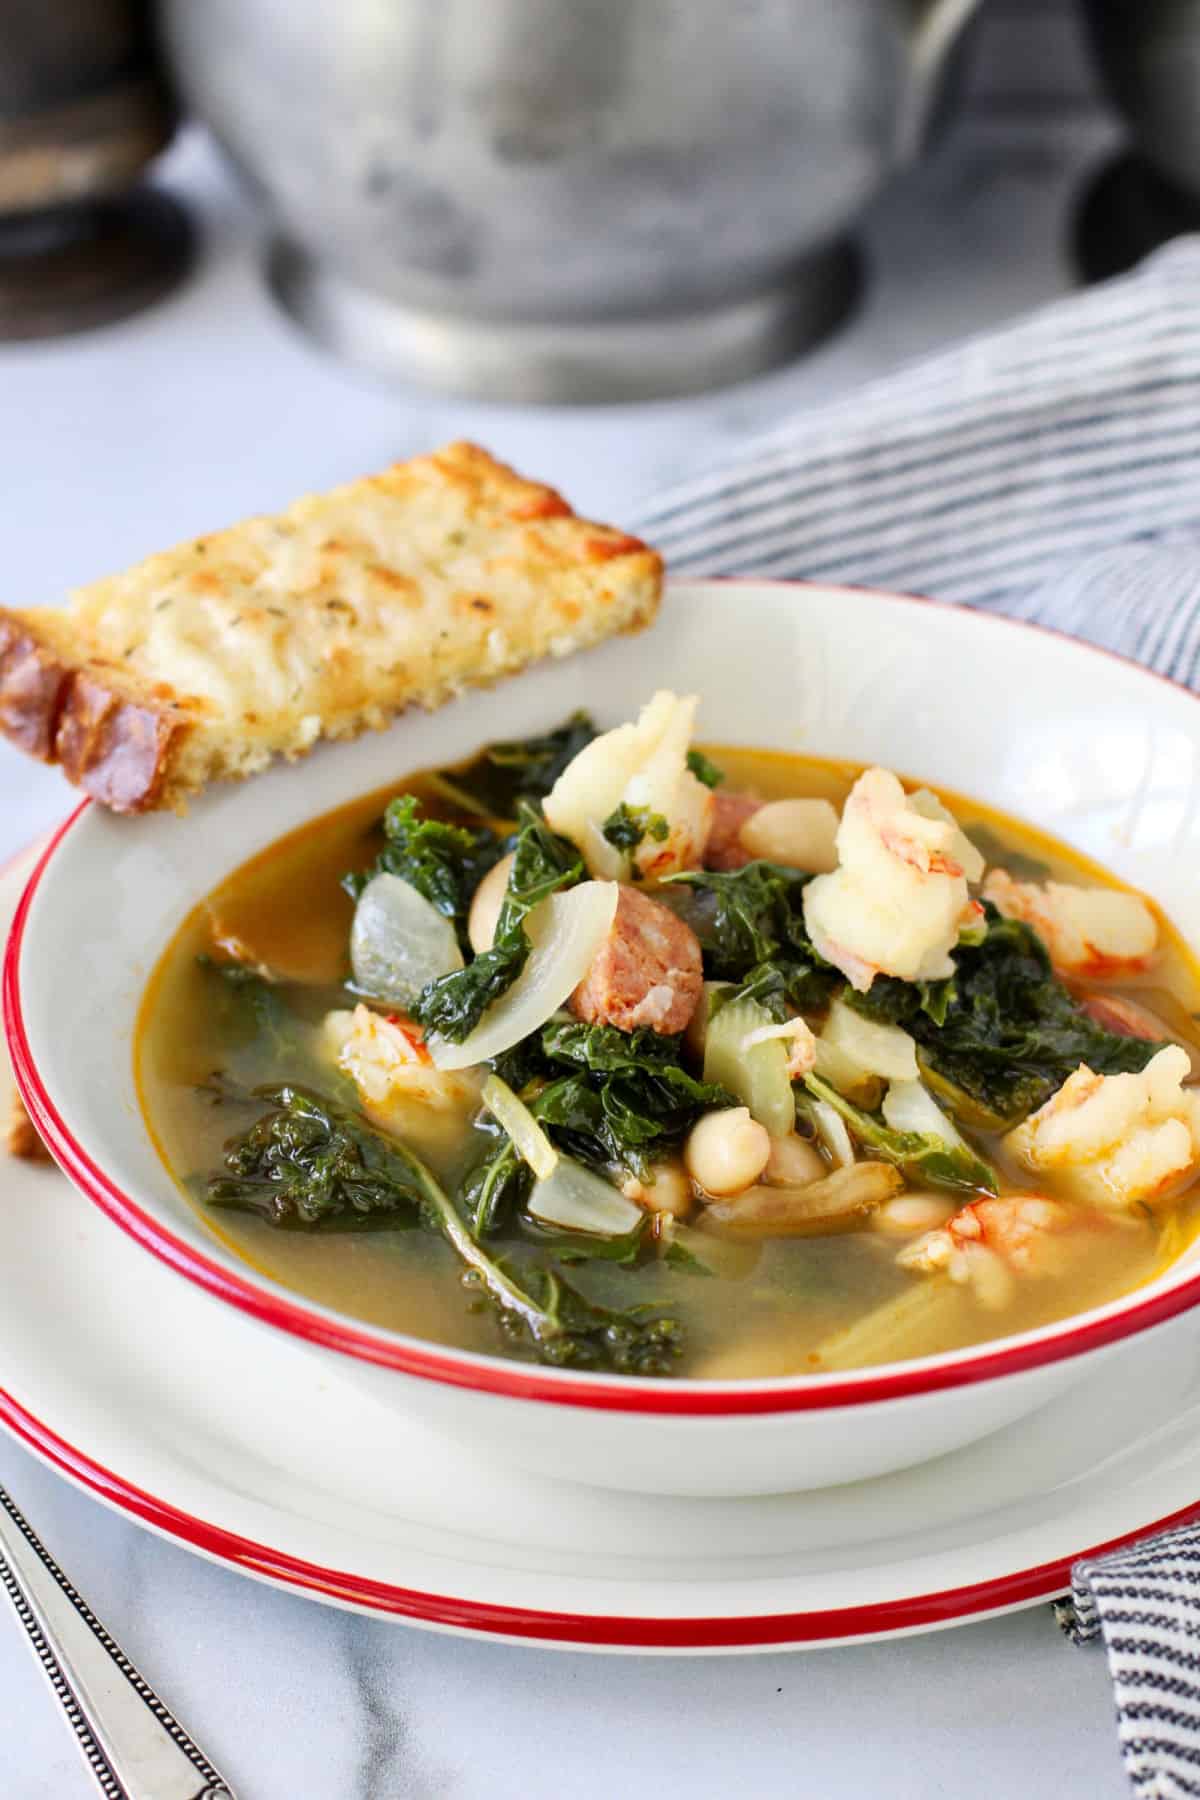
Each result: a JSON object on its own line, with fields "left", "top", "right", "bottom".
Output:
{"left": 898, "top": 1194, "right": 1076, "bottom": 1309}
{"left": 801, "top": 767, "right": 984, "bottom": 992}
{"left": 740, "top": 1013, "right": 818, "bottom": 1078}
{"left": 543, "top": 690, "right": 714, "bottom": 883}
{"left": 324, "top": 1004, "right": 482, "bottom": 1150}
{"left": 982, "top": 869, "right": 1157, "bottom": 980}
{"left": 1005, "top": 1045, "right": 1200, "bottom": 1210}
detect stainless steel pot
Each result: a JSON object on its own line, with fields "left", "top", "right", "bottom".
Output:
{"left": 0, "top": 1, "right": 191, "bottom": 337}
{"left": 1082, "top": 0, "right": 1200, "bottom": 199}
{"left": 160, "top": 0, "right": 980, "bottom": 400}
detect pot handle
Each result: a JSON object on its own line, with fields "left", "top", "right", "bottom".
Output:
{"left": 901, "top": 0, "right": 980, "bottom": 157}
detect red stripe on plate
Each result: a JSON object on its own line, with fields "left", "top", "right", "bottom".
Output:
{"left": 4, "top": 1376, "right": 1200, "bottom": 1646}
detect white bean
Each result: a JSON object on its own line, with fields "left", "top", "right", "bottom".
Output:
{"left": 467, "top": 852, "right": 515, "bottom": 954}
{"left": 738, "top": 798, "right": 840, "bottom": 872}
{"left": 764, "top": 1132, "right": 826, "bottom": 1187}
{"left": 685, "top": 1107, "right": 771, "bottom": 1197}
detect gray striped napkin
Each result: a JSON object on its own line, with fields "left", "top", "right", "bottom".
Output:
{"left": 635, "top": 236, "right": 1200, "bottom": 690}
{"left": 635, "top": 235, "right": 1200, "bottom": 1798}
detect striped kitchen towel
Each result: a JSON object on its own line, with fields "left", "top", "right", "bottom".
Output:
{"left": 1057, "top": 1524, "right": 1200, "bottom": 1800}
{"left": 634, "top": 235, "right": 1200, "bottom": 688}
{"left": 636, "top": 234, "right": 1200, "bottom": 1800}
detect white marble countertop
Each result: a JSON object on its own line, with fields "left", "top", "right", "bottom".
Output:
{"left": 0, "top": 100, "right": 1141, "bottom": 1799}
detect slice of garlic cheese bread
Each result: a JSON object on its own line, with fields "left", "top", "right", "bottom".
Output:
{"left": 7, "top": 1090, "right": 50, "bottom": 1162}
{"left": 0, "top": 442, "right": 661, "bottom": 813}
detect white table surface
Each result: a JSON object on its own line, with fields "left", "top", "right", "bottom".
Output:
{"left": 0, "top": 112, "right": 1139, "bottom": 1799}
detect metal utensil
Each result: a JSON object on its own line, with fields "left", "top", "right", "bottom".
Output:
{"left": 0, "top": 1484, "right": 236, "bottom": 1800}
{"left": 159, "top": 0, "right": 981, "bottom": 400}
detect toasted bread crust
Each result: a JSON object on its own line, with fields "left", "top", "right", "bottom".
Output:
{"left": 55, "top": 673, "right": 183, "bottom": 813}
{"left": 7, "top": 1091, "right": 51, "bottom": 1162}
{"left": 0, "top": 443, "right": 661, "bottom": 814}
{"left": 0, "top": 614, "right": 73, "bottom": 760}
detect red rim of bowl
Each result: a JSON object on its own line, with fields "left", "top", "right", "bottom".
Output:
{"left": 7, "top": 580, "right": 1200, "bottom": 1418}
{"left": 8, "top": 1371, "right": 1200, "bottom": 1646}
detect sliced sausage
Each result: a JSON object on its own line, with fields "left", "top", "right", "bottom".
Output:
{"left": 703, "top": 788, "right": 763, "bottom": 871}
{"left": 1077, "top": 993, "right": 1165, "bottom": 1041}
{"left": 570, "top": 885, "right": 704, "bottom": 1035}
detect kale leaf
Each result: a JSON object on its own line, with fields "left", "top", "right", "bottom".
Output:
{"left": 849, "top": 905, "right": 1165, "bottom": 1125}
{"left": 602, "top": 802, "right": 669, "bottom": 854}
{"left": 463, "top": 1029, "right": 733, "bottom": 1234}
{"left": 414, "top": 803, "right": 583, "bottom": 1042}
{"left": 435, "top": 711, "right": 596, "bottom": 818}
{"left": 664, "top": 860, "right": 817, "bottom": 971}
{"left": 540, "top": 1020, "right": 732, "bottom": 1122}
{"left": 663, "top": 861, "right": 839, "bottom": 1014}
{"left": 802, "top": 1073, "right": 998, "bottom": 1195}
{"left": 341, "top": 795, "right": 502, "bottom": 942}
{"left": 205, "top": 1082, "right": 429, "bottom": 1230}
{"left": 204, "top": 1083, "right": 682, "bottom": 1373}
{"left": 686, "top": 747, "right": 726, "bottom": 789}
{"left": 196, "top": 956, "right": 307, "bottom": 1063}
{"left": 844, "top": 971, "right": 956, "bottom": 1029}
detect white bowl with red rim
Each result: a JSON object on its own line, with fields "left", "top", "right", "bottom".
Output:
{"left": 6, "top": 577, "right": 1200, "bottom": 1498}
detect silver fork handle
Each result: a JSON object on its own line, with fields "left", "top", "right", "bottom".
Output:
{"left": 0, "top": 1484, "right": 236, "bottom": 1800}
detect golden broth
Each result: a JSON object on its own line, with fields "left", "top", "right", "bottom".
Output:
{"left": 136, "top": 749, "right": 1200, "bottom": 1379}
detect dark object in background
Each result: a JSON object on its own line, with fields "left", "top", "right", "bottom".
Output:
{"left": 159, "top": 0, "right": 980, "bottom": 403}
{"left": 1075, "top": 0, "right": 1200, "bottom": 280}
{"left": 0, "top": 0, "right": 192, "bottom": 339}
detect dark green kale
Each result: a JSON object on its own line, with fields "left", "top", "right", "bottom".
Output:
{"left": 414, "top": 802, "right": 583, "bottom": 1042}
{"left": 843, "top": 972, "right": 957, "bottom": 1029}
{"left": 204, "top": 1083, "right": 681, "bottom": 1373}
{"left": 521, "top": 1218, "right": 650, "bottom": 1268}
{"left": 341, "top": 795, "right": 502, "bottom": 941}
{"left": 540, "top": 1020, "right": 733, "bottom": 1128}
{"left": 686, "top": 747, "right": 726, "bottom": 789}
{"left": 663, "top": 861, "right": 839, "bottom": 1015}
{"left": 434, "top": 711, "right": 597, "bottom": 818}
{"left": 195, "top": 956, "right": 302, "bottom": 1061}
{"left": 802, "top": 1073, "right": 998, "bottom": 1195}
{"left": 205, "top": 1082, "right": 430, "bottom": 1229}
{"left": 664, "top": 860, "right": 817, "bottom": 971}
{"left": 601, "top": 802, "right": 669, "bottom": 854}
{"left": 460, "top": 1123, "right": 530, "bottom": 1237}
{"left": 849, "top": 905, "right": 1166, "bottom": 1125}
{"left": 463, "top": 1030, "right": 733, "bottom": 1235}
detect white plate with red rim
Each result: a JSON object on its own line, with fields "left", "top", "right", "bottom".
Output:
{"left": 4, "top": 828, "right": 1200, "bottom": 1653}
{"left": 7, "top": 578, "right": 1200, "bottom": 1500}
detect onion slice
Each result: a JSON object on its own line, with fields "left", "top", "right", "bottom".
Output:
{"left": 429, "top": 881, "right": 619, "bottom": 1071}
{"left": 481, "top": 1073, "right": 559, "bottom": 1180}
{"left": 882, "top": 1078, "right": 970, "bottom": 1151}
{"left": 529, "top": 1158, "right": 643, "bottom": 1237}
{"left": 350, "top": 873, "right": 463, "bottom": 1007}
{"left": 809, "top": 1096, "right": 856, "bottom": 1168}
{"left": 823, "top": 997, "right": 919, "bottom": 1082}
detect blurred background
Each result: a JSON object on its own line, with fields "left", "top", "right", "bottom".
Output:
{"left": 0, "top": 0, "right": 1191, "bottom": 545}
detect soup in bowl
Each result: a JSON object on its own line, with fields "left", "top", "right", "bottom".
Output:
{"left": 9, "top": 579, "right": 1200, "bottom": 1496}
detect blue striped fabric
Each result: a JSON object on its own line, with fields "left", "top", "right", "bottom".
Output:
{"left": 635, "top": 238, "right": 1200, "bottom": 684}
{"left": 1058, "top": 1523, "right": 1200, "bottom": 1799}
{"left": 638, "top": 236, "right": 1200, "bottom": 1797}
